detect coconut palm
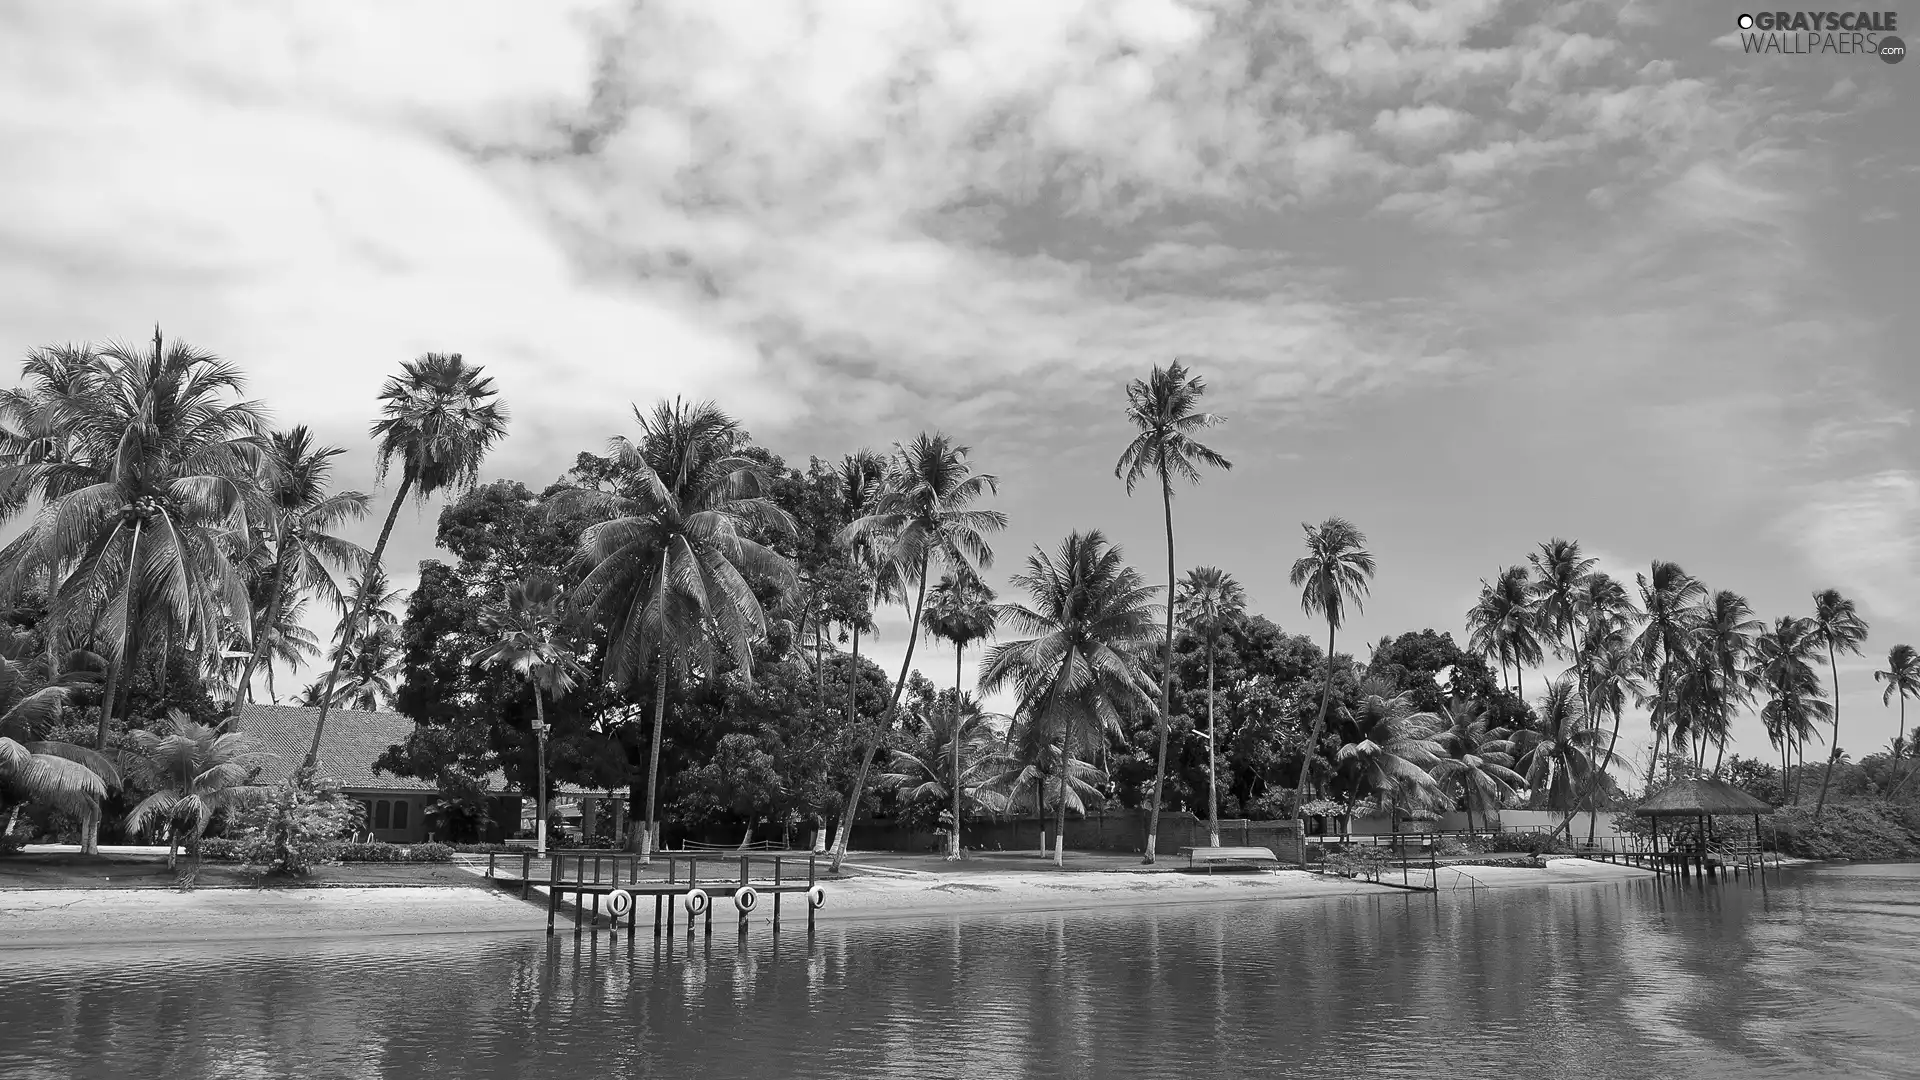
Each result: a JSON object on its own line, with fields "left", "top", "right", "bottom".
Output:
{"left": 979, "top": 531, "right": 1159, "bottom": 867}
{"left": 975, "top": 715, "right": 1110, "bottom": 839}
{"left": 1289, "top": 517, "right": 1376, "bottom": 812}
{"left": 921, "top": 572, "right": 998, "bottom": 859}
{"left": 331, "top": 567, "right": 405, "bottom": 646}
{"left": 828, "top": 433, "right": 1005, "bottom": 870}
{"left": 1632, "top": 561, "right": 1706, "bottom": 787}
{"left": 1175, "top": 566, "right": 1245, "bottom": 846}
{"left": 0, "top": 332, "right": 265, "bottom": 764}
{"left": 305, "top": 353, "right": 508, "bottom": 769}
{"left": 1580, "top": 631, "right": 1645, "bottom": 843}
{"left": 468, "top": 574, "right": 583, "bottom": 857}
{"left": 1752, "top": 615, "right": 1829, "bottom": 800}
{"left": 1529, "top": 539, "right": 1597, "bottom": 717}
{"left": 123, "top": 712, "right": 271, "bottom": 870}
{"left": 876, "top": 702, "right": 1001, "bottom": 833}
{"left": 1510, "top": 678, "right": 1612, "bottom": 834}
{"left": 1428, "top": 702, "right": 1525, "bottom": 835}
{"left": 0, "top": 652, "right": 119, "bottom": 840}
{"left": 233, "top": 427, "right": 369, "bottom": 706}
{"left": 1808, "top": 588, "right": 1869, "bottom": 819}
{"left": 1466, "top": 566, "right": 1542, "bottom": 698}
{"left": 1335, "top": 682, "right": 1446, "bottom": 820}
{"left": 567, "top": 399, "right": 797, "bottom": 861}
{"left": 326, "top": 627, "right": 402, "bottom": 711}
{"left": 1115, "top": 360, "right": 1231, "bottom": 864}
{"left": 1875, "top": 644, "right": 1920, "bottom": 760}
{"left": 1692, "top": 590, "right": 1762, "bottom": 776}
{"left": 224, "top": 595, "right": 321, "bottom": 704}
{"left": 834, "top": 449, "right": 888, "bottom": 732}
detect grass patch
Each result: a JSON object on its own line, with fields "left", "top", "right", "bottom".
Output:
{"left": 0, "top": 852, "right": 490, "bottom": 891}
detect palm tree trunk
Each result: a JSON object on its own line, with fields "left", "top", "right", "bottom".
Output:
{"left": 305, "top": 472, "right": 413, "bottom": 769}
{"left": 639, "top": 647, "right": 670, "bottom": 863}
{"left": 1206, "top": 632, "right": 1219, "bottom": 847}
{"left": 94, "top": 520, "right": 143, "bottom": 751}
{"left": 1815, "top": 643, "right": 1842, "bottom": 820}
{"left": 1055, "top": 704, "right": 1072, "bottom": 868}
{"left": 1589, "top": 702, "right": 1626, "bottom": 847}
{"left": 831, "top": 563, "right": 930, "bottom": 871}
{"left": 1143, "top": 470, "right": 1175, "bottom": 865}
{"left": 236, "top": 545, "right": 294, "bottom": 708}
{"left": 951, "top": 641, "right": 964, "bottom": 860}
{"left": 534, "top": 688, "right": 550, "bottom": 858}
{"left": 1293, "top": 619, "right": 1339, "bottom": 806}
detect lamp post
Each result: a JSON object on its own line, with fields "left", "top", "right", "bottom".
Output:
{"left": 535, "top": 720, "right": 549, "bottom": 857}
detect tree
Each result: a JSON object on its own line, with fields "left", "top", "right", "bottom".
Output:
{"left": 1428, "top": 702, "right": 1524, "bottom": 834}
{"left": 876, "top": 701, "right": 1001, "bottom": 834}
{"left": 305, "top": 353, "right": 509, "bottom": 770}
{"left": 1529, "top": 539, "right": 1597, "bottom": 721}
{"left": 1511, "top": 677, "right": 1612, "bottom": 834}
{"left": 467, "top": 575, "right": 582, "bottom": 857}
{"left": 1115, "top": 360, "right": 1230, "bottom": 864}
{"left": 829, "top": 433, "right": 1005, "bottom": 870}
{"left": 1175, "top": 566, "right": 1245, "bottom": 846}
{"left": 233, "top": 427, "right": 369, "bottom": 706}
{"left": 1692, "top": 590, "right": 1762, "bottom": 776}
{"left": 979, "top": 531, "right": 1158, "bottom": 866}
{"left": 122, "top": 711, "right": 269, "bottom": 870}
{"left": 920, "top": 572, "right": 998, "bottom": 859}
{"left": 1335, "top": 681, "right": 1446, "bottom": 820}
{"left": 1752, "top": 615, "right": 1829, "bottom": 799}
{"left": 1580, "top": 632, "right": 1645, "bottom": 842}
{"left": 0, "top": 651, "right": 119, "bottom": 838}
{"left": 326, "top": 627, "right": 402, "bottom": 711}
{"left": 1288, "top": 517, "right": 1376, "bottom": 815}
{"left": 1466, "top": 567, "right": 1541, "bottom": 698}
{"left": 568, "top": 399, "right": 797, "bottom": 861}
{"left": 1875, "top": 644, "right": 1920, "bottom": 759}
{"left": 1808, "top": 588, "right": 1869, "bottom": 820}
{"left": 1632, "top": 561, "right": 1705, "bottom": 788}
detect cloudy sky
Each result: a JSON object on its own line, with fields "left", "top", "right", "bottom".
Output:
{"left": 2, "top": 1, "right": 1913, "bottom": 775}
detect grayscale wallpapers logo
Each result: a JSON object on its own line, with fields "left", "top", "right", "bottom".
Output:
{"left": 1735, "top": 11, "right": 1905, "bottom": 61}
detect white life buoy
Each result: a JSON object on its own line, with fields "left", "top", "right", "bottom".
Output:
{"left": 606, "top": 889, "right": 633, "bottom": 917}
{"left": 734, "top": 886, "right": 758, "bottom": 913}
{"left": 805, "top": 884, "right": 826, "bottom": 910}
{"left": 684, "top": 888, "right": 710, "bottom": 916}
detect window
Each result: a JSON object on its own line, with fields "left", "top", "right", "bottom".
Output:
{"left": 374, "top": 800, "right": 391, "bottom": 830}
{"left": 392, "top": 800, "right": 409, "bottom": 831}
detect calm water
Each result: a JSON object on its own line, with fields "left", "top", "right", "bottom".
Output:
{"left": 3, "top": 865, "right": 1917, "bottom": 1079}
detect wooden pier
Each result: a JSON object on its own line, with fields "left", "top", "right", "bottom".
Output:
{"left": 482, "top": 850, "right": 826, "bottom": 937}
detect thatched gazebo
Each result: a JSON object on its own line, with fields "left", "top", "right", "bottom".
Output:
{"left": 1633, "top": 778, "right": 1776, "bottom": 878}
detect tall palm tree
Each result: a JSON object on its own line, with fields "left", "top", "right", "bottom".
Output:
{"left": 1693, "top": 590, "right": 1762, "bottom": 776}
{"left": 468, "top": 574, "right": 582, "bottom": 857}
{"left": 1874, "top": 644, "right": 1920, "bottom": 760}
{"left": 921, "top": 572, "right": 998, "bottom": 859}
{"left": 979, "top": 531, "right": 1158, "bottom": 867}
{"left": 1466, "top": 566, "right": 1542, "bottom": 698}
{"left": 568, "top": 399, "right": 796, "bottom": 861}
{"left": 976, "top": 714, "right": 1110, "bottom": 838}
{"left": 306, "top": 353, "right": 508, "bottom": 769}
{"left": 1752, "top": 615, "right": 1829, "bottom": 800}
{"left": 829, "top": 433, "right": 1005, "bottom": 870}
{"left": 123, "top": 711, "right": 269, "bottom": 870}
{"left": 1529, "top": 539, "right": 1597, "bottom": 719}
{"left": 1289, "top": 518, "right": 1376, "bottom": 811}
{"left": 1580, "top": 631, "right": 1645, "bottom": 844}
{"left": 1115, "top": 360, "right": 1230, "bottom": 864}
{"left": 1632, "top": 561, "right": 1706, "bottom": 788}
{"left": 835, "top": 449, "right": 888, "bottom": 737}
{"left": 1175, "top": 566, "right": 1245, "bottom": 846}
{"left": 226, "top": 595, "right": 321, "bottom": 704}
{"left": 1428, "top": 702, "right": 1525, "bottom": 834}
{"left": 326, "top": 628, "right": 402, "bottom": 711}
{"left": 234, "top": 427, "right": 369, "bottom": 706}
{"left": 0, "top": 652, "right": 119, "bottom": 838}
{"left": 0, "top": 332, "right": 266, "bottom": 760}
{"left": 331, "top": 567, "right": 405, "bottom": 645}
{"left": 1808, "top": 588, "right": 1869, "bottom": 819}
{"left": 1511, "top": 678, "right": 1612, "bottom": 835}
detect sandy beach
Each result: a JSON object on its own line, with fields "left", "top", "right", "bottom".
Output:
{"left": 0, "top": 856, "right": 1662, "bottom": 947}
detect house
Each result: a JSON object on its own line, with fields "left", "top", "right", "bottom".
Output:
{"left": 235, "top": 704, "right": 618, "bottom": 845}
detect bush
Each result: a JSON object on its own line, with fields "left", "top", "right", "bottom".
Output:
{"left": 1768, "top": 804, "right": 1920, "bottom": 861}
{"left": 197, "top": 837, "right": 244, "bottom": 862}
{"left": 0, "top": 830, "right": 27, "bottom": 855}
{"left": 329, "top": 841, "right": 454, "bottom": 864}
{"left": 231, "top": 776, "right": 364, "bottom": 876}
{"left": 1505, "top": 831, "right": 1575, "bottom": 856}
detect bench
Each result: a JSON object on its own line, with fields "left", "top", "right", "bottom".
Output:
{"left": 1176, "top": 846, "right": 1280, "bottom": 873}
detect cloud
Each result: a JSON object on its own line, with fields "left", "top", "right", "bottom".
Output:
{"left": 1786, "top": 471, "right": 1920, "bottom": 622}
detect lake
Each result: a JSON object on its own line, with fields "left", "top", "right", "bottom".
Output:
{"left": 3, "top": 864, "right": 1916, "bottom": 1079}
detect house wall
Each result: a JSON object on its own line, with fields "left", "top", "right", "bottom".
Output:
{"left": 848, "top": 810, "right": 1305, "bottom": 863}
{"left": 351, "top": 794, "right": 431, "bottom": 843}
{"left": 1312, "top": 808, "right": 1628, "bottom": 840}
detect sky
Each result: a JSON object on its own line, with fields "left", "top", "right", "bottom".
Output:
{"left": 1, "top": 0, "right": 1914, "bottom": 782}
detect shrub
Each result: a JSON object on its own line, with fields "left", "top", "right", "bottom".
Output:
{"left": 1505, "top": 831, "right": 1575, "bottom": 856}
{"left": 1767, "top": 804, "right": 1920, "bottom": 861}
{"left": 196, "top": 837, "right": 244, "bottom": 862}
{"left": 232, "top": 776, "right": 364, "bottom": 876}
{"left": 0, "top": 830, "right": 26, "bottom": 855}
{"left": 329, "top": 841, "right": 455, "bottom": 864}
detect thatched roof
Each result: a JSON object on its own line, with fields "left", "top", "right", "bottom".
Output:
{"left": 1633, "top": 778, "right": 1776, "bottom": 818}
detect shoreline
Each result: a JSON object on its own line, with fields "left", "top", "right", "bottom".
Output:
{"left": 0, "top": 857, "right": 1672, "bottom": 949}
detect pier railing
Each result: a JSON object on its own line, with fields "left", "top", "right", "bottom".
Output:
{"left": 479, "top": 850, "right": 828, "bottom": 937}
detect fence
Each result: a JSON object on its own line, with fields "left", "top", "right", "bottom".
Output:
{"left": 848, "top": 810, "right": 1305, "bottom": 864}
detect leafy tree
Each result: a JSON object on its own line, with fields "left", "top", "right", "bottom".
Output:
{"left": 1466, "top": 567, "right": 1541, "bottom": 699}
{"left": 1335, "top": 681, "right": 1445, "bottom": 819}
{"left": 1510, "top": 678, "right": 1612, "bottom": 835}
{"left": 1288, "top": 517, "right": 1376, "bottom": 815}
{"left": 1528, "top": 539, "right": 1597, "bottom": 724}
{"left": 1808, "top": 588, "right": 1869, "bottom": 819}
{"left": 233, "top": 772, "right": 364, "bottom": 875}
{"left": 1692, "top": 589, "right": 1762, "bottom": 776}
{"left": 877, "top": 701, "right": 1001, "bottom": 834}
{"left": 467, "top": 575, "right": 582, "bottom": 856}
{"left": 1874, "top": 644, "right": 1920, "bottom": 799}
{"left": 0, "top": 649, "right": 118, "bottom": 837}
{"left": 1115, "top": 360, "right": 1230, "bottom": 864}
{"left": 1752, "top": 615, "right": 1830, "bottom": 801}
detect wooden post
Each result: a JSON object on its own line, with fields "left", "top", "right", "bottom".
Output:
{"left": 522, "top": 852, "right": 532, "bottom": 900}
{"left": 808, "top": 854, "right": 818, "bottom": 934}
{"left": 488, "top": 852, "right": 496, "bottom": 879}
{"left": 773, "top": 856, "right": 783, "bottom": 932}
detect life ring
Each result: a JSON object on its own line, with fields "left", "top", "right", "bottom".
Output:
{"left": 606, "top": 889, "right": 633, "bottom": 917}
{"left": 734, "top": 886, "right": 758, "bottom": 913}
{"left": 805, "top": 884, "right": 826, "bottom": 910}
{"left": 684, "top": 888, "right": 710, "bottom": 916}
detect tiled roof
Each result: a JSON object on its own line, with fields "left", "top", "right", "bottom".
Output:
{"left": 232, "top": 704, "right": 619, "bottom": 799}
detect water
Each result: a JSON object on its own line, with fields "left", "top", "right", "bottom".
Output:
{"left": 3, "top": 864, "right": 1917, "bottom": 1079}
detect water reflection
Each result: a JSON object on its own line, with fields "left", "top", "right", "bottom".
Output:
{"left": 3, "top": 866, "right": 1918, "bottom": 1079}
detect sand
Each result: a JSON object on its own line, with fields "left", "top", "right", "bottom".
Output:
{"left": 0, "top": 856, "right": 1660, "bottom": 947}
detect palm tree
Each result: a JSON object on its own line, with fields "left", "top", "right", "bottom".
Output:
{"left": 123, "top": 711, "right": 270, "bottom": 870}
{"left": 876, "top": 702, "right": 1001, "bottom": 836}
{"left": 1874, "top": 644, "right": 1920, "bottom": 763}
{"left": 468, "top": 574, "right": 583, "bottom": 857}
{"left": 1752, "top": 616, "right": 1829, "bottom": 800}
{"left": 0, "top": 332, "right": 265, "bottom": 762}
{"left": 568, "top": 399, "right": 797, "bottom": 861}
{"left": 1466, "top": 567, "right": 1541, "bottom": 698}
{"left": 976, "top": 714, "right": 1110, "bottom": 842}
{"left": 1511, "top": 678, "right": 1612, "bottom": 835}
{"left": 225, "top": 595, "right": 321, "bottom": 704}
{"left": 829, "top": 433, "right": 1005, "bottom": 870}
{"left": 331, "top": 567, "right": 405, "bottom": 646}
{"left": 233, "top": 427, "right": 369, "bottom": 706}
{"left": 305, "top": 353, "right": 508, "bottom": 770}
{"left": 1808, "top": 588, "right": 1869, "bottom": 819}
{"left": 979, "top": 531, "right": 1158, "bottom": 866}
{"left": 1633, "top": 561, "right": 1706, "bottom": 788}
{"left": 1580, "top": 632, "right": 1645, "bottom": 844}
{"left": 1529, "top": 539, "right": 1597, "bottom": 718}
{"left": 1175, "top": 566, "right": 1245, "bottom": 846}
{"left": 1693, "top": 590, "right": 1762, "bottom": 776}
{"left": 835, "top": 449, "right": 888, "bottom": 737}
{"left": 1336, "top": 682, "right": 1446, "bottom": 821}
{"left": 1115, "top": 360, "right": 1231, "bottom": 864}
{"left": 0, "top": 652, "right": 119, "bottom": 841}
{"left": 920, "top": 572, "right": 998, "bottom": 859}
{"left": 326, "top": 628, "right": 402, "bottom": 711}
{"left": 1428, "top": 702, "right": 1525, "bottom": 834}
{"left": 1288, "top": 518, "right": 1376, "bottom": 812}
